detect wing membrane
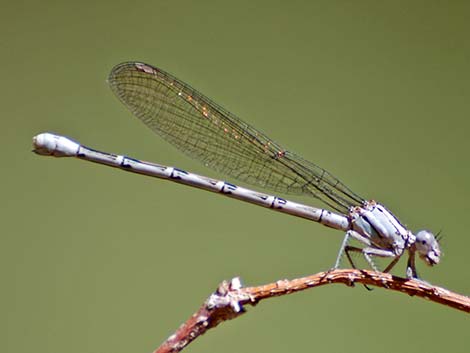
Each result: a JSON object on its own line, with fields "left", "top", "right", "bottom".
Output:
{"left": 108, "top": 62, "right": 363, "bottom": 213}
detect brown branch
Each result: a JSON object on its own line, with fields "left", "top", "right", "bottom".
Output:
{"left": 153, "top": 269, "right": 469, "bottom": 353}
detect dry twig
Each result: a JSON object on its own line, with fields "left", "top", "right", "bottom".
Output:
{"left": 153, "top": 269, "right": 469, "bottom": 353}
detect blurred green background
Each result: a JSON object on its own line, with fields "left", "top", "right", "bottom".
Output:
{"left": 2, "top": 1, "right": 469, "bottom": 352}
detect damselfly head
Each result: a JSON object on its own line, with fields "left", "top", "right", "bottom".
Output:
{"left": 415, "top": 230, "right": 441, "bottom": 266}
